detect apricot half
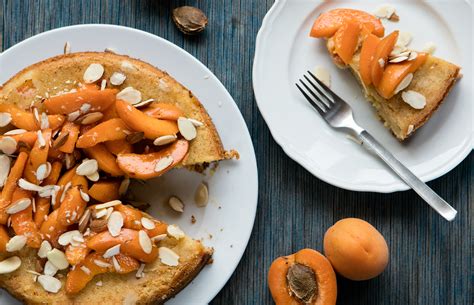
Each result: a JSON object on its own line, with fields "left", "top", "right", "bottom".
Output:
{"left": 333, "top": 20, "right": 361, "bottom": 65}
{"left": 268, "top": 248, "right": 337, "bottom": 305}
{"left": 323, "top": 218, "right": 389, "bottom": 281}
{"left": 359, "top": 34, "right": 381, "bottom": 86}
{"left": 371, "top": 31, "right": 399, "bottom": 87}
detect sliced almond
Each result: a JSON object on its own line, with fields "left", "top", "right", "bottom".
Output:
{"left": 60, "top": 182, "right": 72, "bottom": 203}
{"left": 402, "top": 90, "right": 426, "bottom": 109}
{"left": 94, "top": 259, "right": 112, "bottom": 268}
{"left": 68, "top": 110, "right": 81, "bottom": 122}
{"left": 36, "top": 162, "right": 51, "bottom": 182}
{"left": 177, "top": 117, "right": 197, "bottom": 140}
{"left": 64, "top": 41, "right": 71, "bottom": 54}
{"left": 80, "top": 103, "right": 91, "bottom": 113}
{"left": 0, "top": 155, "right": 11, "bottom": 187}
{"left": 4, "top": 129, "right": 26, "bottom": 136}
{"left": 135, "top": 263, "right": 145, "bottom": 278}
{"left": 37, "top": 130, "right": 46, "bottom": 148}
{"left": 52, "top": 131, "right": 69, "bottom": 150}
{"left": 0, "top": 137, "right": 17, "bottom": 155}
{"left": 407, "top": 124, "right": 415, "bottom": 135}
{"left": 388, "top": 55, "right": 408, "bottom": 63}
{"left": 407, "top": 51, "right": 418, "bottom": 61}
{"left": 77, "top": 112, "right": 104, "bottom": 125}
{"left": 47, "top": 249, "right": 69, "bottom": 269}
{"left": 86, "top": 171, "right": 100, "bottom": 182}
{"left": 105, "top": 47, "right": 117, "bottom": 54}
{"left": 79, "top": 189, "right": 90, "bottom": 202}
{"left": 100, "top": 79, "right": 107, "bottom": 91}
{"left": 0, "top": 113, "right": 12, "bottom": 127}
{"left": 168, "top": 196, "right": 184, "bottom": 213}
{"left": 125, "top": 132, "right": 144, "bottom": 144}
{"left": 107, "top": 211, "right": 124, "bottom": 237}
{"left": 112, "top": 256, "right": 121, "bottom": 272}
{"left": 33, "top": 107, "right": 40, "bottom": 125}
{"left": 194, "top": 182, "right": 209, "bottom": 207}
{"left": 103, "top": 244, "right": 121, "bottom": 258}
{"left": 37, "top": 275, "right": 62, "bottom": 293}
{"left": 95, "top": 200, "right": 121, "bottom": 210}
{"left": 40, "top": 112, "right": 49, "bottom": 129}
{"left": 120, "top": 61, "right": 137, "bottom": 72}
{"left": 394, "top": 73, "right": 414, "bottom": 94}
{"left": 154, "top": 156, "right": 174, "bottom": 172}
{"left": 18, "top": 178, "right": 44, "bottom": 192}
{"left": 76, "top": 159, "right": 98, "bottom": 176}
{"left": 378, "top": 58, "right": 385, "bottom": 68}
{"left": 151, "top": 234, "right": 167, "bottom": 243}
{"left": 422, "top": 42, "right": 436, "bottom": 54}
{"left": 133, "top": 99, "right": 154, "bottom": 108}
{"left": 58, "top": 230, "right": 83, "bottom": 246}
{"left": 187, "top": 118, "right": 204, "bottom": 127}
{"left": 38, "top": 240, "right": 52, "bottom": 258}
{"left": 153, "top": 135, "right": 177, "bottom": 146}
{"left": 6, "top": 235, "right": 27, "bottom": 252}
{"left": 118, "top": 178, "right": 130, "bottom": 196}
{"left": 140, "top": 217, "right": 155, "bottom": 230}
{"left": 80, "top": 265, "right": 91, "bottom": 275}
{"left": 396, "top": 32, "right": 412, "bottom": 48}
{"left": 116, "top": 87, "right": 141, "bottom": 105}
{"left": 313, "top": 66, "right": 331, "bottom": 87}
{"left": 6, "top": 198, "right": 31, "bottom": 214}
{"left": 89, "top": 218, "right": 108, "bottom": 233}
{"left": 373, "top": 4, "right": 396, "bottom": 19}
{"left": 166, "top": 224, "right": 185, "bottom": 240}
{"left": 83, "top": 63, "right": 105, "bottom": 84}
{"left": 110, "top": 72, "right": 127, "bottom": 86}
{"left": 138, "top": 230, "right": 152, "bottom": 254}
{"left": 158, "top": 247, "right": 179, "bottom": 266}
{"left": 0, "top": 256, "right": 21, "bottom": 274}
{"left": 94, "top": 209, "right": 108, "bottom": 219}
{"left": 44, "top": 261, "right": 58, "bottom": 276}
{"left": 389, "top": 45, "right": 408, "bottom": 57}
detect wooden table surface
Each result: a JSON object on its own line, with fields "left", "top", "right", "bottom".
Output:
{"left": 1, "top": 1, "right": 472, "bottom": 304}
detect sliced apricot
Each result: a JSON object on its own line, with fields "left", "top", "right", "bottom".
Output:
{"left": 57, "top": 186, "right": 87, "bottom": 226}
{"left": 88, "top": 180, "right": 120, "bottom": 202}
{"left": 104, "top": 139, "right": 133, "bottom": 155}
{"left": 142, "top": 102, "right": 184, "bottom": 120}
{"left": 23, "top": 129, "right": 52, "bottom": 184}
{"left": 371, "top": 31, "right": 399, "bottom": 87}
{"left": 0, "top": 131, "right": 37, "bottom": 152}
{"left": 65, "top": 243, "right": 90, "bottom": 266}
{"left": 40, "top": 209, "right": 68, "bottom": 248}
{"left": 0, "top": 151, "right": 28, "bottom": 224}
{"left": 34, "top": 161, "right": 62, "bottom": 227}
{"left": 0, "top": 225, "right": 9, "bottom": 252}
{"left": 359, "top": 34, "right": 381, "bottom": 86}
{"left": 268, "top": 248, "right": 337, "bottom": 305}
{"left": 76, "top": 118, "right": 129, "bottom": 148}
{"left": 54, "top": 166, "right": 78, "bottom": 209}
{"left": 44, "top": 88, "right": 118, "bottom": 115}
{"left": 310, "top": 8, "right": 384, "bottom": 38}
{"left": 0, "top": 104, "right": 65, "bottom": 131}
{"left": 377, "top": 53, "right": 428, "bottom": 99}
{"left": 83, "top": 144, "right": 124, "bottom": 176}
{"left": 333, "top": 20, "right": 361, "bottom": 65}
{"left": 86, "top": 228, "right": 158, "bottom": 263}
{"left": 57, "top": 122, "right": 80, "bottom": 154}
{"left": 116, "top": 139, "right": 188, "bottom": 179}
{"left": 101, "top": 104, "right": 118, "bottom": 121}
{"left": 115, "top": 204, "right": 168, "bottom": 237}
{"left": 115, "top": 99, "right": 178, "bottom": 139}
{"left": 10, "top": 187, "right": 42, "bottom": 248}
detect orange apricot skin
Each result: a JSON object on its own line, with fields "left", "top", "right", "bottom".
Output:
{"left": 115, "top": 204, "right": 168, "bottom": 237}
{"left": 333, "top": 20, "right": 361, "bottom": 65}
{"left": 39, "top": 209, "right": 69, "bottom": 248}
{"left": 34, "top": 161, "right": 62, "bottom": 227}
{"left": 268, "top": 248, "right": 337, "bottom": 305}
{"left": 371, "top": 31, "right": 399, "bottom": 87}
{"left": 359, "top": 34, "right": 381, "bottom": 86}
{"left": 142, "top": 102, "right": 184, "bottom": 120}
{"left": 310, "top": 8, "right": 384, "bottom": 38}
{"left": 104, "top": 139, "right": 133, "bottom": 155}
{"left": 0, "top": 152, "right": 28, "bottom": 224}
{"left": 58, "top": 122, "right": 80, "bottom": 154}
{"left": 0, "top": 104, "right": 65, "bottom": 131}
{"left": 23, "top": 129, "right": 52, "bottom": 184}
{"left": 323, "top": 218, "right": 389, "bottom": 281}
{"left": 116, "top": 139, "right": 189, "bottom": 180}
{"left": 44, "top": 88, "right": 118, "bottom": 114}
{"left": 57, "top": 186, "right": 87, "bottom": 226}
{"left": 0, "top": 225, "right": 9, "bottom": 252}
{"left": 76, "top": 118, "right": 129, "bottom": 148}
{"left": 10, "top": 188, "right": 42, "bottom": 248}
{"left": 83, "top": 144, "right": 124, "bottom": 176}
{"left": 88, "top": 180, "right": 120, "bottom": 202}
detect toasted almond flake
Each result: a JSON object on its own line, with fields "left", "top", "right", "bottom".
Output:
{"left": 313, "top": 66, "right": 331, "bottom": 87}
{"left": 6, "top": 216, "right": 11, "bottom": 227}
{"left": 378, "top": 58, "right": 385, "bottom": 68}
{"left": 0, "top": 155, "right": 11, "bottom": 187}
{"left": 107, "top": 211, "right": 124, "bottom": 237}
{"left": 151, "top": 234, "right": 167, "bottom": 243}
{"left": 105, "top": 207, "right": 114, "bottom": 220}
{"left": 103, "top": 244, "right": 121, "bottom": 258}
{"left": 26, "top": 270, "right": 41, "bottom": 276}
{"left": 177, "top": 117, "right": 197, "bottom": 140}
{"left": 154, "top": 156, "right": 174, "bottom": 172}
{"left": 80, "top": 103, "right": 91, "bottom": 113}
{"left": 58, "top": 230, "right": 83, "bottom": 246}
{"left": 133, "top": 99, "right": 154, "bottom": 108}
{"left": 125, "top": 131, "right": 144, "bottom": 144}
{"left": 64, "top": 154, "right": 75, "bottom": 169}
{"left": 96, "top": 280, "right": 103, "bottom": 286}
{"left": 0, "top": 137, "right": 17, "bottom": 155}
{"left": 60, "top": 182, "right": 72, "bottom": 203}
{"left": 194, "top": 182, "right": 209, "bottom": 207}
{"left": 402, "top": 90, "right": 426, "bottom": 109}
{"left": 76, "top": 159, "right": 98, "bottom": 176}
{"left": 105, "top": 47, "right": 117, "bottom": 54}
{"left": 118, "top": 178, "right": 130, "bottom": 196}
{"left": 94, "top": 259, "right": 112, "bottom": 268}
{"left": 64, "top": 41, "right": 71, "bottom": 54}
{"left": 36, "top": 163, "right": 49, "bottom": 181}
{"left": 32, "top": 197, "right": 36, "bottom": 213}
{"left": 95, "top": 200, "right": 122, "bottom": 210}
{"left": 52, "top": 131, "right": 69, "bottom": 150}
{"left": 68, "top": 110, "right": 81, "bottom": 122}
{"left": 39, "top": 185, "right": 60, "bottom": 198}
{"left": 407, "top": 124, "right": 415, "bottom": 135}
{"left": 153, "top": 135, "right": 177, "bottom": 146}
{"left": 121, "top": 61, "right": 137, "bottom": 72}
{"left": 140, "top": 217, "right": 155, "bottom": 230}
{"left": 18, "top": 178, "right": 44, "bottom": 192}
{"left": 6, "top": 235, "right": 27, "bottom": 252}
{"left": 83, "top": 63, "right": 105, "bottom": 83}
{"left": 37, "top": 130, "right": 46, "bottom": 148}
{"left": 78, "top": 112, "right": 104, "bottom": 125}
{"left": 0, "top": 113, "right": 12, "bottom": 127}
{"left": 394, "top": 73, "right": 414, "bottom": 94}
{"left": 4, "top": 129, "right": 26, "bottom": 136}
{"left": 408, "top": 51, "right": 418, "bottom": 61}
{"left": 40, "top": 112, "right": 49, "bottom": 129}
{"left": 388, "top": 55, "right": 408, "bottom": 63}
{"left": 112, "top": 256, "right": 121, "bottom": 272}
{"left": 138, "top": 230, "right": 152, "bottom": 254}
{"left": 166, "top": 224, "right": 185, "bottom": 240}
{"left": 158, "top": 247, "right": 179, "bottom": 266}
{"left": 38, "top": 241, "right": 52, "bottom": 258}
{"left": 33, "top": 107, "right": 40, "bottom": 124}
{"left": 94, "top": 208, "right": 108, "bottom": 219}
{"left": 168, "top": 196, "right": 184, "bottom": 213}
{"left": 37, "top": 275, "right": 62, "bottom": 293}
{"left": 86, "top": 171, "right": 100, "bottom": 182}
{"left": 0, "top": 256, "right": 21, "bottom": 274}
{"left": 47, "top": 249, "right": 69, "bottom": 269}
{"left": 6, "top": 198, "right": 31, "bottom": 214}
{"left": 389, "top": 45, "right": 408, "bottom": 57}
{"left": 136, "top": 263, "right": 145, "bottom": 278}
{"left": 422, "top": 42, "right": 436, "bottom": 54}
{"left": 117, "top": 87, "right": 142, "bottom": 105}
{"left": 44, "top": 261, "right": 58, "bottom": 276}
{"left": 396, "top": 32, "right": 412, "bottom": 48}
{"left": 373, "top": 4, "right": 396, "bottom": 19}
{"left": 100, "top": 79, "right": 107, "bottom": 91}
{"left": 80, "top": 265, "right": 91, "bottom": 275}
{"left": 110, "top": 72, "right": 127, "bottom": 86}
{"left": 79, "top": 189, "right": 90, "bottom": 202}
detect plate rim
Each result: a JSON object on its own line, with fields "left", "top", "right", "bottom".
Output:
{"left": 0, "top": 24, "right": 259, "bottom": 303}
{"left": 253, "top": 0, "right": 473, "bottom": 193}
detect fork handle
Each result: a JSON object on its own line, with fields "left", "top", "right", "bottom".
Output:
{"left": 358, "top": 131, "right": 457, "bottom": 221}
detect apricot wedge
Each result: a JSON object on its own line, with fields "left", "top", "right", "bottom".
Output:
{"left": 57, "top": 186, "right": 87, "bottom": 226}
{"left": 57, "top": 122, "right": 80, "bottom": 153}
{"left": 65, "top": 243, "right": 90, "bottom": 266}
{"left": 142, "top": 102, "right": 184, "bottom": 120}
{"left": 333, "top": 20, "right": 361, "bottom": 65}
{"left": 371, "top": 31, "right": 399, "bottom": 87}
{"left": 115, "top": 99, "right": 178, "bottom": 139}
{"left": 105, "top": 139, "right": 133, "bottom": 155}
{"left": 0, "top": 104, "right": 65, "bottom": 131}
{"left": 76, "top": 118, "right": 129, "bottom": 148}
{"left": 86, "top": 228, "right": 158, "bottom": 263}
{"left": 10, "top": 188, "right": 42, "bottom": 248}
{"left": 23, "top": 129, "right": 52, "bottom": 184}
{"left": 0, "top": 151, "right": 28, "bottom": 224}
{"left": 44, "top": 88, "right": 118, "bottom": 115}
{"left": 0, "top": 225, "right": 9, "bottom": 252}
{"left": 115, "top": 204, "right": 168, "bottom": 237}
{"left": 89, "top": 180, "right": 120, "bottom": 202}
{"left": 34, "top": 161, "right": 62, "bottom": 227}
{"left": 377, "top": 53, "right": 428, "bottom": 99}
{"left": 310, "top": 8, "right": 384, "bottom": 38}
{"left": 40, "top": 209, "right": 69, "bottom": 248}
{"left": 83, "top": 144, "right": 124, "bottom": 176}
{"left": 359, "top": 34, "right": 381, "bottom": 86}
{"left": 116, "top": 139, "right": 189, "bottom": 179}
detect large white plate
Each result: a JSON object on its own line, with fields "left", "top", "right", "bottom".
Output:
{"left": 0, "top": 25, "right": 258, "bottom": 304}
{"left": 253, "top": 0, "right": 473, "bottom": 192}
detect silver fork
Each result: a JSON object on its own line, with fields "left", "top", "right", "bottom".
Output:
{"left": 296, "top": 71, "right": 457, "bottom": 221}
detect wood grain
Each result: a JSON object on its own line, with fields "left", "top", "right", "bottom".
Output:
{"left": 1, "top": 1, "right": 472, "bottom": 304}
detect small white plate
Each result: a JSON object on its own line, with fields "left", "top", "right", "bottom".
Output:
{"left": 253, "top": 0, "right": 473, "bottom": 192}
{"left": 0, "top": 25, "right": 258, "bottom": 304}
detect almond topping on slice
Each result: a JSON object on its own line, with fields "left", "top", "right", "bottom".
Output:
{"left": 68, "top": 110, "right": 81, "bottom": 122}
{"left": 136, "top": 263, "right": 145, "bottom": 278}
{"left": 40, "top": 112, "right": 49, "bottom": 129}
{"left": 0, "top": 256, "right": 21, "bottom": 274}
{"left": 138, "top": 230, "right": 152, "bottom": 254}
{"left": 103, "top": 244, "right": 121, "bottom": 258}
{"left": 151, "top": 234, "right": 167, "bottom": 243}
{"left": 117, "top": 87, "right": 142, "bottom": 105}
{"left": 79, "top": 189, "right": 90, "bottom": 202}
{"left": 394, "top": 73, "right": 414, "bottom": 94}
{"left": 112, "top": 256, "right": 121, "bottom": 272}
{"left": 388, "top": 55, "right": 408, "bottom": 63}
{"left": 107, "top": 211, "right": 124, "bottom": 237}
{"left": 313, "top": 66, "right": 331, "bottom": 87}
{"left": 36, "top": 162, "right": 51, "bottom": 182}
{"left": 83, "top": 63, "right": 105, "bottom": 84}
{"left": 94, "top": 259, "right": 112, "bottom": 268}
{"left": 140, "top": 217, "right": 155, "bottom": 230}
{"left": 37, "top": 275, "right": 62, "bottom": 293}
{"left": 177, "top": 117, "right": 197, "bottom": 140}
{"left": 168, "top": 196, "right": 184, "bottom": 213}
{"left": 133, "top": 99, "right": 154, "bottom": 108}
{"left": 6, "top": 198, "right": 31, "bottom": 214}
{"left": 167, "top": 224, "right": 185, "bottom": 240}
{"left": 76, "top": 159, "right": 99, "bottom": 176}
{"left": 58, "top": 230, "right": 83, "bottom": 246}
{"left": 154, "top": 156, "right": 174, "bottom": 172}
{"left": 64, "top": 42, "right": 71, "bottom": 54}
{"left": 159, "top": 247, "right": 179, "bottom": 266}
{"left": 38, "top": 240, "right": 52, "bottom": 258}
{"left": 373, "top": 4, "right": 396, "bottom": 19}
{"left": 422, "top": 42, "right": 436, "bottom": 54}
{"left": 0, "top": 155, "right": 11, "bottom": 188}
{"left": 0, "top": 137, "right": 17, "bottom": 155}
{"left": 396, "top": 32, "right": 412, "bottom": 48}
{"left": 47, "top": 249, "right": 69, "bottom": 269}
{"left": 402, "top": 90, "right": 426, "bottom": 109}
{"left": 4, "top": 129, "right": 26, "bottom": 136}
{"left": 95, "top": 200, "right": 122, "bottom": 210}
{"left": 110, "top": 72, "right": 127, "bottom": 86}
{"left": 37, "top": 130, "right": 46, "bottom": 148}
{"left": 0, "top": 113, "right": 12, "bottom": 127}
{"left": 407, "top": 124, "right": 415, "bottom": 135}
{"left": 100, "top": 79, "right": 107, "bottom": 91}
{"left": 44, "top": 261, "right": 58, "bottom": 276}
{"left": 18, "top": 178, "right": 44, "bottom": 192}
{"left": 153, "top": 135, "right": 177, "bottom": 146}
{"left": 52, "top": 131, "right": 69, "bottom": 149}
{"left": 407, "top": 51, "right": 418, "bottom": 61}
{"left": 118, "top": 178, "right": 130, "bottom": 196}
{"left": 194, "top": 182, "right": 209, "bottom": 207}
{"left": 6, "top": 235, "right": 27, "bottom": 252}
{"left": 77, "top": 112, "right": 104, "bottom": 125}
{"left": 86, "top": 171, "right": 100, "bottom": 182}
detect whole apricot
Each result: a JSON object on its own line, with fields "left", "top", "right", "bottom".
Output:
{"left": 323, "top": 218, "right": 389, "bottom": 281}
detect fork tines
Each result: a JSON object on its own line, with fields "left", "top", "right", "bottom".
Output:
{"left": 296, "top": 71, "right": 335, "bottom": 114}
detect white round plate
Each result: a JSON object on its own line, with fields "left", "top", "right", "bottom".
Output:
{"left": 0, "top": 25, "right": 258, "bottom": 304}
{"left": 254, "top": 0, "right": 473, "bottom": 192}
